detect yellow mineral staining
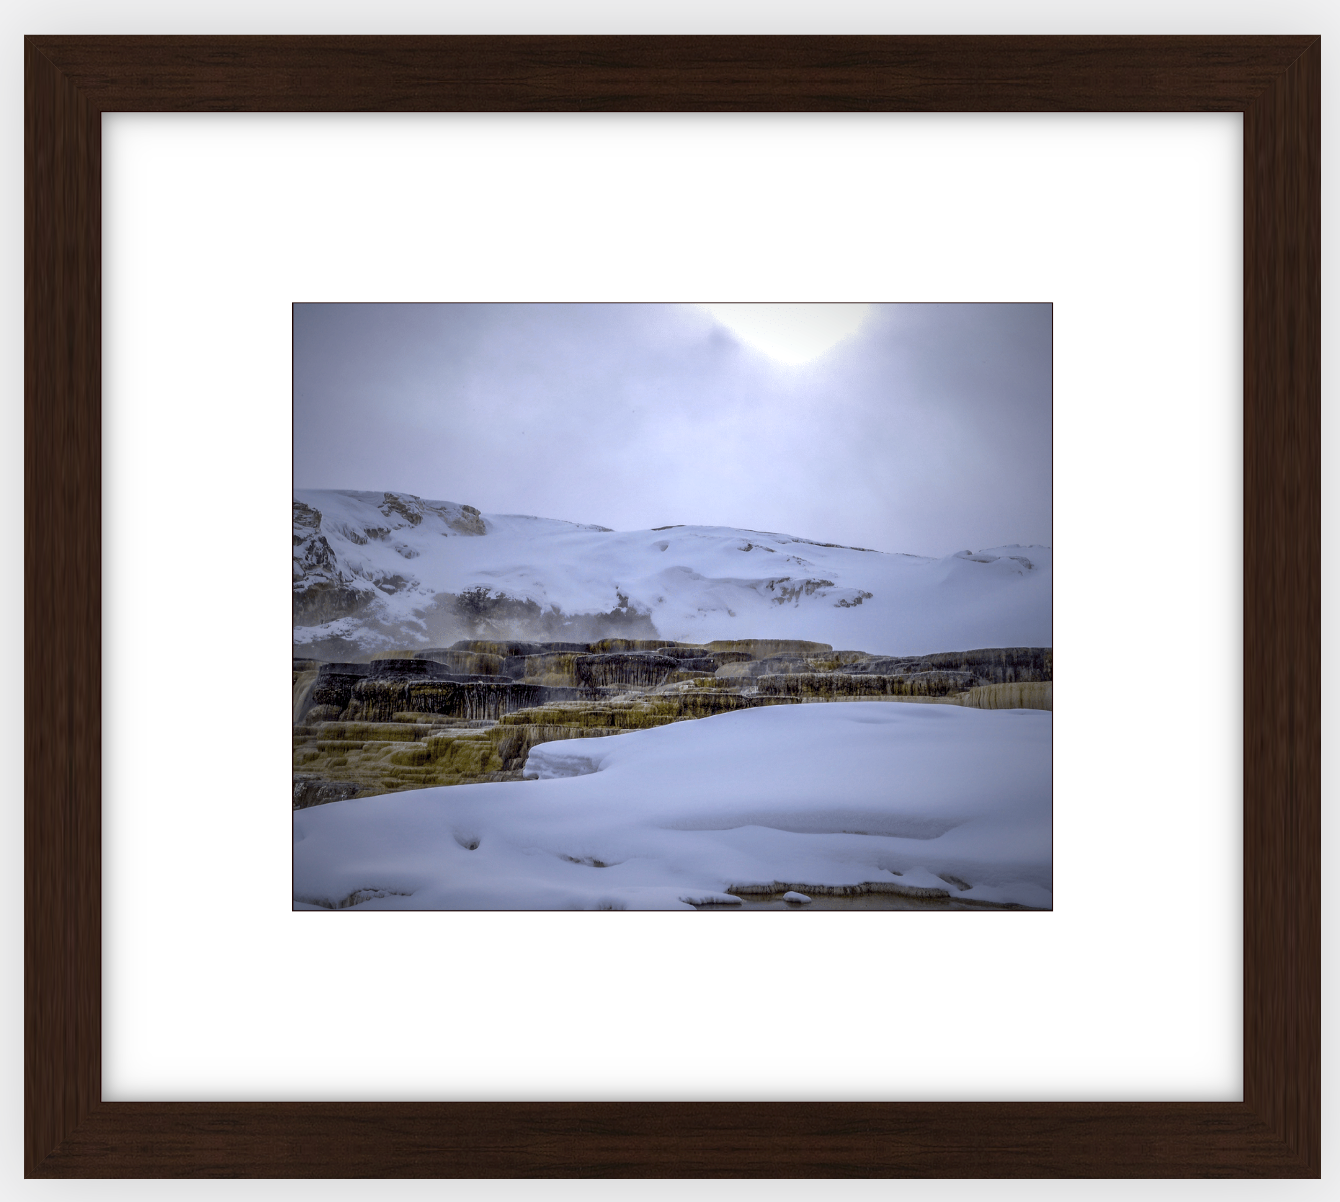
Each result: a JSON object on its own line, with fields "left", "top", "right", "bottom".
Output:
{"left": 387, "top": 744, "right": 431, "bottom": 767}
{"left": 411, "top": 650, "right": 506, "bottom": 675}
{"left": 961, "top": 681, "right": 1053, "bottom": 710}
{"left": 498, "top": 701, "right": 674, "bottom": 731}
{"left": 293, "top": 640, "right": 1051, "bottom": 807}
{"left": 586, "top": 638, "right": 679, "bottom": 653}
{"left": 292, "top": 669, "right": 319, "bottom": 723}
{"left": 494, "top": 723, "right": 621, "bottom": 761}
{"left": 713, "top": 657, "right": 834, "bottom": 681}
{"left": 804, "top": 650, "right": 877, "bottom": 672}
{"left": 447, "top": 640, "right": 586, "bottom": 658}
{"left": 705, "top": 639, "right": 833, "bottom": 657}
{"left": 424, "top": 732, "right": 504, "bottom": 776}
{"left": 315, "top": 721, "right": 421, "bottom": 742}
{"left": 516, "top": 653, "right": 583, "bottom": 686}
{"left": 666, "top": 669, "right": 707, "bottom": 684}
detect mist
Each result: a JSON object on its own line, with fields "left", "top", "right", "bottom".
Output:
{"left": 294, "top": 302, "right": 1050, "bottom": 558}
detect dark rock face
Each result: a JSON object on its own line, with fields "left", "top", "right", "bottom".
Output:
{"left": 412, "top": 649, "right": 507, "bottom": 676}
{"left": 345, "top": 678, "right": 587, "bottom": 723}
{"left": 764, "top": 577, "right": 836, "bottom": 604}
{"left": 293, "top": 637, "right": 1052, "bottom": 806}
{"left": 667, "top": 691, "right": 799, "bottom": 719}
{"left": 455, "top": 504, "right": 486, "bottom": 533}
{"left": 366, "top": 658, "right": 460, "bottom": 679}
{"left": 839, "top": 647, "right": 1051, "bottom": 685}
{"left": 756, "top": 671, "right": 976, "bottom": 698}
{"left": 669, "top": 657, "right": 719, "bottom": 673}
{"left": 292, "top": 502, "right": 332, "bottom": 570}
{"left": 926, "top": 647, "right": 1051, "bottom": 682}
{"left": 310, "top": 672, "right": 371, "bottom": 712}
{"left": 293, "top": 501, "right": 376, "bottom": 624}
{"left": 648, "top": 647, "right": 747, "bottom": 671}
{"left": 450, "top": 640, "right": 590, "bottom": 657}
{"left": 575, "top": 653, "right": 678, "bottom": 688}
{"left": 587, "top": 638, "right": 680, "bottom": 653}
{"left": 304, "top": 704, "right": 344, "bottom": 723}
{"left": 505, "top": 652, "right": 583, "bottom": 683}
{"left": 493, "top": 650, "right": 688, "bottom": 688}
{"left": 725, "top": 655, "right": 808, "bottom": 677}
{"left": 292, "top": 581, "right": 371, "bottom": 625}
{"left": 293, "top": 778, "right": 367, "bottom": 810}
{"left": 379, "top": 492, "right": 424, "bottom": 527}
{"left": 378, "top": 491, "right": 486, "bottom": 536}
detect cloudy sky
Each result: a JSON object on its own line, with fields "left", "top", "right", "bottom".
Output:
{"left": 293, "top": 303, "right": 1050, "bottom": 558}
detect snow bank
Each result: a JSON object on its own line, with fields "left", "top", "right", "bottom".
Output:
{"left": 293, "top": 702, "right": 1052, "bottom": 911}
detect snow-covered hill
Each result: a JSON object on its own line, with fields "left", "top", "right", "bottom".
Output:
{"left": 294, "top": 489, "right": 1051, "bottom": 659}
{"left": 293, "top": 701, "right": 1053, "bottom": 911}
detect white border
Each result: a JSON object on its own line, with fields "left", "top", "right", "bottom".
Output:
{"left": 101, "top": 113, "right": 1241, "bottom": 1102}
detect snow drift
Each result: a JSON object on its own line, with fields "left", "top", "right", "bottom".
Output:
{"left": 292, "top": 701, "right": 1052, "bottom": 911}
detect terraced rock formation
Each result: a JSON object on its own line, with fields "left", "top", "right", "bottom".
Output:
{"left": 292, "top": 639, "right": 1052, "bottom": 808}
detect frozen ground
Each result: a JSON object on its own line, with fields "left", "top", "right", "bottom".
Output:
{"left": 293, "top": 701, "right": 1052, "bottom": 911}
{"left": 293, "top": 489, "right": 1051, "bottom": 655}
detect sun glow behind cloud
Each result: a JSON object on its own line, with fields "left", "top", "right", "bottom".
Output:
{"left": 700, "top": 303, "right": 872, "bottom": 365}
{"left": 295, "top": 302, "right": 1053, "bottom": 554}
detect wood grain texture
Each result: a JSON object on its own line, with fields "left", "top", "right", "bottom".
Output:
{"left": 24, "top": 35, "right": 1320, "bottom": 1178}
{"left": 1241, "top": 39, "right": 1322, "bottom": 1175}
{"left": 24, "top": 1101, "right": 1318, "bottom": 1178}
{"left": 27, "top": 35, "right": 1317, "bottom": 112}
{"left": 24, "top": 38, "right": 103, "bottom": 1183}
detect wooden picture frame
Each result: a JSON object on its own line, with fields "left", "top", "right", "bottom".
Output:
{"left": 25, "top": 36, "right": 1319, "bottom": 1177}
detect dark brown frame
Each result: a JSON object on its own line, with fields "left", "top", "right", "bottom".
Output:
{"left": 25, "top": 36, "right": 1319, "bottom": 1178}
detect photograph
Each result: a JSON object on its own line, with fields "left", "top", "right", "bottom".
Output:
{"left": 291, "top": 302, "right": 1053, "bottom": 911}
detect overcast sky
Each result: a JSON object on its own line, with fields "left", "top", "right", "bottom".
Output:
{"left": 294, "top": 303, "right": 1050, "bottom": 558}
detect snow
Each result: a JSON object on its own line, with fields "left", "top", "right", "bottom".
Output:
{"left": 293, "top": 701, "right": 1052, "bottom": 911}
{"left": 782, "top": 892, "right": 812, "bottom": 904}
{"left": 293, "top": 489, "right": 1051, "bottom": 655}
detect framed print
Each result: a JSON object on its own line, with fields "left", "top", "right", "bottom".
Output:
{"left": 25, "top": 37, "right": 1318, "bottom": 1176}
{"left": 289, "top": 300, "right": 1054, "bottom": 914}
